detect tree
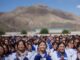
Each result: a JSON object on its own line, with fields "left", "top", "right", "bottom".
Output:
{"left": 62, "top": 29, "right": 70, "bottom": 34}
{"left": 21, "top": 30, "right": 27, "bottom": 34}
{"left": 0, "top": 29, "right": 5, "bottom": 35}
{"left": 40, "top": 28, "right": 49, "bottom": 34}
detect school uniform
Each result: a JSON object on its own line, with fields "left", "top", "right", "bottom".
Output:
{"left": 29, "top": 51, "right": 37, "bottom": 60}
{"left": 51, "top": 51, "right": 68, "bottom": 60}
{"left": 9, "top": 51, "right": 29, "bottom": 60}
{"left": 8, "top": 52, "right": 16, "bottom": 60}
{"left": 49, "top": 48, "right": 55, "bottom": 56}
{"left": 51, "top": 49, "right": 77, "bottom": 60}
{"left": 46, "top": 39, "right": 52, "bottom": 50}
{"left": 65, "top": 48, "right": 77, "bottom": 60}
{"left": 33, "top": 45, "right": 38, "bottom": 52}
{"left": 76, "top": 53, "right": 80, "bottom": 60}
{"left": 0, "top": 56, "right": 5, "bottom": 60}
{"left": 32, "top": 45, "right": 36, "bottom": 51}
{"left": 4, "top": 54, "right": 10, "bottom": 60}
{"left": 34, "top": 52, "right": 52, "bottom": 60}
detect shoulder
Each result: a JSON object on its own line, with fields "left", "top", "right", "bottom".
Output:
{"left": 24, "top": 57, "right": 28, "bottom": 60}
{"left": 34, "top": 53, "right": 41, "bottom": 60}
{"left": 8, "top": 52, "right": 16, "bottom": 60}
{"left": 29, "top": 51, "right": 37, "bottom": 60}
{"left": 65, "top": 48, "right": 77, "bottom": 55}
{"left": 65, "top": 49, "right": 77, "bottom": 60}
{"left": 50, "top": 51, "right": 58, "bottom": 60}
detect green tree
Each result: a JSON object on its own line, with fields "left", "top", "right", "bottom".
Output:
{"left": 40, "top": 28, "right": 49, "bottom": 34}
{"left": 0, "top": 29, "right": 5, "bottom": 35}
{"left": 21, "top": 30, "right": 27, "bottom": 34}
{"left": 62, "top": 29, "right": 70, "bottom": 34}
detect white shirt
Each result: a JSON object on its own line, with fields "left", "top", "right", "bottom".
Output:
{"left": 8, "top": 51, "right": 30, "bottom": 60}
{"left": 65, "top": 48, "right": 77, "bottom": 60}
{"left": 50, "top": 50, "right": 77, "bottom": 60}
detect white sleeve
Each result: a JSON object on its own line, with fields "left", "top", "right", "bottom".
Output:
{"left": 50, "top": 51, "right": 58, "bottom": 60}
{"left": 66, "top": 49, "right": 77, "bottom": 60}
{"left": 27, "top": 51, "right": 37, "bottom": 60}
{"left": 71, "top": 51, "right": 77, "bottom": 60}
{"left": 8, "top": 53, "right": 16, "bottom": 60}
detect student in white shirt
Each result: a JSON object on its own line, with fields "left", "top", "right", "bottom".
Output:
{"left": 49, "top": 42, "right": 57, "bottom": 55}
{"left": 3, "top": 44, "right": 10, "bottom": 60}
{"left": 9, "top": 40, "right": 29, "bottom": 60}
{"left": 27, "top": 42, "right": 37, "bottom": 60}
{"left": 65, "top": 40, "right": 77, "bottom": 60}
{"left": 51, "top": 42, "right": 72, "bottom": 60}
{"left": 34, "top": 41, "right": 52, "bottom": 60}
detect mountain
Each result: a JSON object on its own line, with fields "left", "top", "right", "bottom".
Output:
{"left": 0, "top": 5, "right": 80, "bottom": 32}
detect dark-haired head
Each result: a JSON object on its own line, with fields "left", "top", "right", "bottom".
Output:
{"left": 38, "top": 41, "right": 47, "bottom": 53}
{"left": 55, "top": 37, "right": 60, "bottom": 44}
{"left": 4, "top": 39, "right": 9, "bottom": 45}
{"left": 77, "top": 42, "right": 80, "bottom": 52}
{"left": 67, "top": 39, "right": 74, "bottom": 48}
{"left": 27, "top": 42, "right": 32, "bottom": 51}
{"left": 16, "top": 40, "right": 26, "bottom": 52}
{"left": 57, "top": 42, "right": 65, "bottom": 53}
{"left": 52, "top": 42, "right": 58, "bottom": 50}
{"left": 3, "top": 44, "right": 9, "bottom": 54}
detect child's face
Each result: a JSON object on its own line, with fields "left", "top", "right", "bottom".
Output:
{"left": 39, "top": 42, "right": 46, "bottom": 52}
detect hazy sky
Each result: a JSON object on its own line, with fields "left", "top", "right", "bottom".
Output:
{"left": 0, "top": 0, "right": 80, "bottom": 15}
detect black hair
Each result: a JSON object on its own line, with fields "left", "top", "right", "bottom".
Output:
{"left": 38, "top": 41, "right": 47, "bottom": 48}
{"left": 16, "top": 40, "right": 26, "bottom": 48}
{"left": 52, "top": 42, "right": 57, "bottom": 46}
{"left": 77, "top": 42, "right": 80, "bottom": 49}
{"left": 67, "top": 39, "right": 74, "bottom": 43}
{"left": 3, "top": 44, "right": 9, "bottom": 54}
{"left": 57, "top": 42, "right": 65, "bottom": 50}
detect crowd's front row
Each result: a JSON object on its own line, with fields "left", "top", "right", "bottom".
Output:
{"left": 0, "top": 39, "right": 80, "bottom": 60}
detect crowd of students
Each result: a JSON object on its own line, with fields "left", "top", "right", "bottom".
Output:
{"left": 0, "top": 35, "right": 80, "bottom": 60}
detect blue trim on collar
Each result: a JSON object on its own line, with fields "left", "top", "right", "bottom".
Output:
{"left": 57, "top": 51, "right": 67, "bottom": 59}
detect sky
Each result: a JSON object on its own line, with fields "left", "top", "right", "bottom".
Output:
{"left": 0, "top": 0, "right": 80, "bottom": 15}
